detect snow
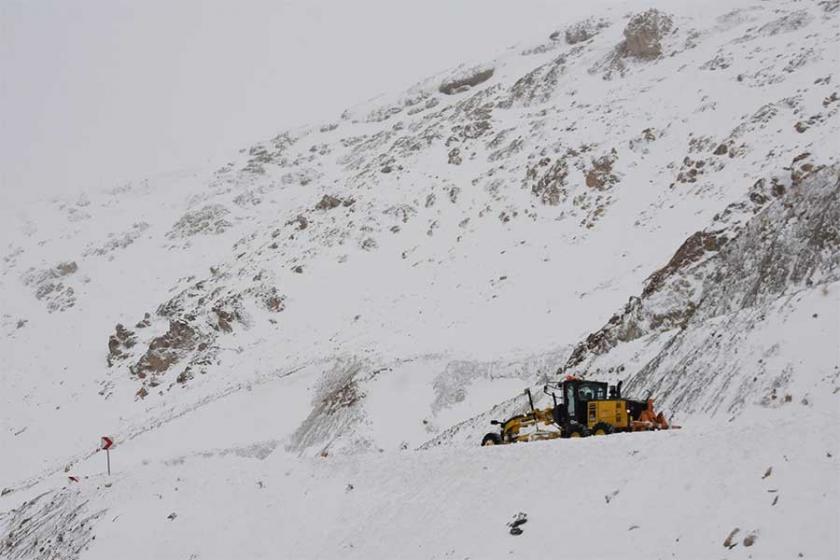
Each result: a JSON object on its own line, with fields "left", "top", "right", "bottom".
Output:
{"left": 6, "top": 414, "right": 837, "bottom": 559}
{"left": 2, "top": 0, "right": 839, "bottom": 558}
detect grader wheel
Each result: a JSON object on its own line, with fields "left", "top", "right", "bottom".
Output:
{"left": 592, "top": 422, "right": 616, "bottom": 436}
{"left": 481, "top": 433, "right": 502, "bottom": 446}
{"left": 565, "top": 423, "right": 590, "bottom": 438}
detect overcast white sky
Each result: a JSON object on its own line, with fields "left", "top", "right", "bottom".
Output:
{"left": 1, "top": 0, "right": 625, "bottom": 208}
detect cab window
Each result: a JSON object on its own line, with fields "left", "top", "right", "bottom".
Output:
{"left": 566, "top": 384, "right": 576, "bottom": 416}
{"left": 577, "top": 383, "right": 606, "bottom": 401}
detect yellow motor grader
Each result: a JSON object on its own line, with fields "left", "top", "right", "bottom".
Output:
{"left": 480, "top": 376, "right": 676, "bottom": 446}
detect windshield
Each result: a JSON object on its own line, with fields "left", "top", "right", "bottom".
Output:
{"left": 577, "top": 382, "right": 606, "bottom": 401}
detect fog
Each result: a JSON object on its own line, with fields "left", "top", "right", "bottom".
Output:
{"left": 1, "top": 0, "right": 624, "bottom": 209}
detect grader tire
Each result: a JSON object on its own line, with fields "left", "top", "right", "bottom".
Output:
{"left": 592, "top": 422, "right": 615, "bottom": 436}
{"left": 481, "top": 433, "right": 502, "bottom": 446}
{"left": 565, "top": 423, "right": 590, "bottom": 438}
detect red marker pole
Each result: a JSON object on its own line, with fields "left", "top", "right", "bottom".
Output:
{"left": 101, "top": 436, "right": 114, "bottom": 475}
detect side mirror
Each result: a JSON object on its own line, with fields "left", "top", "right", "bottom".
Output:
{"left": 490, "top": 420, "right": 501, "bottom": 425}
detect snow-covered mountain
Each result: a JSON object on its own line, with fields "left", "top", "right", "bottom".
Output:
{"left": 2, "top": 0, "right": 838, "bottom": 558}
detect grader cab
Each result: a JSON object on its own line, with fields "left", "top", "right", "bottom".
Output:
{"left": 481, "top": 376, "right": 676, "bottom": 446}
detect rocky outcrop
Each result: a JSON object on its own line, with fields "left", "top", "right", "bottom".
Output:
{"left": 287, "top": 359, "right": 370, "bottom": 455}
{"left": 525, "top": 157, "right": 569, "bottom": 206}
{"left": 439, "top": 67, "right": 495, "bottom": 95}
{"left": 0, "top": 487, "right": 106, "bottom": 560}
{"left": 560, "top": 17, "right": 610, "bottom": 44}
{"left": 584, "top": 151, "right": 619, "bottom": 190}
{"left": 591, "top": 9, "right": 675, "bottom": 78}
{"left": 130, "top": 320, "right": 201, "bottom": 379}
{"left": 315, "top": 195, "right": 342, "bottom": 210}
{"left": 315, "top": 195, "right": 354, "bottom": 210}
{"left": 167, "top": 205, "right": 231, "bottom": 239}
{"left": 621, "top": 9, "right": 674, "bottom": 59}
{"left": 107, "top": 323, "right": 136, "bottom": 367}
{"left": 642, "top": 231, "right": 728, "bottom": 298}
{"left": 565, "top": 164, "right": 840, "bottom": 377}
{"left": 108, "top": 263, "right": 286, "bottom": 395}
{"left": 21, "top": 261, "right": 79, "bottom": 313}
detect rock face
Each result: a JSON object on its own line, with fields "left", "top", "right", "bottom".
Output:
{"left": 620, "top": 9, "right": 674, "bottom": 59}
{"left": 568, "top": 164, "right": 839, "bottom": 369}
{"left": 315, "top": 195, "right": 342, "bottom": 210}
{"left": 439, "top": 67, "right": 495, "bottom": 95}
{"left": 642, "top": 231, "right": 728, "bottom": 298}
{"left": 584, "top": 151, "right": 619, "bottom": 190}
{"left": 21, "top": 262, "right": 79, "bottom": 313}
{"left": 561, "top": 17, "right": 610, "bottom": 44}
{"left": 591, "top": 9, "right": 675, "bottom": 78}
{"left": 0, "top": 486, "right": 105, "bottom": 560}
{"left": 107, "top": 324, "right": 136, "bottom": 367}
{"left": 131, "top": 320, "right": 200, "bottom": 379}
{"left": 167, "top": 205, "right": 231, "bottom": 238}
{"left": 287, "top": 359, "right": 369, "bottom": 455}
{"left": 564, "top": 165, "right": 840, "bottom": 414}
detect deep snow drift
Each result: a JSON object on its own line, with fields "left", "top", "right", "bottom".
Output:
{"left": 2, "top": 0, "right": 838, "bottom": 558}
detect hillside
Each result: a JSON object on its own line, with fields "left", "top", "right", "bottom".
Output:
{"left": 2, "top": 0, "right": 838, "bottom": 558}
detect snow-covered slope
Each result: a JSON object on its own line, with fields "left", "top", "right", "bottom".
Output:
{"left": 2, "top": 0, "right": 839, "bottom": 558}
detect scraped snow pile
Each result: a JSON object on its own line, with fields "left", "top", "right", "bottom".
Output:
{"left": 1, "top": 0, "right": 838, "bottom": 558}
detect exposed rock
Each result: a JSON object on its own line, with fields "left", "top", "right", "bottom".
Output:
{"left": 643, "top": 231, "right": 727, "bottom": 297}
{"left": 567, "top": 165, "right": 838, "bottom": 371}
{"left": 507, "top": 512, "right": 528, "bottom": 536}
{"left": 131, "top": 321, "right": 200, "bottom": 378}
{"left": 315, "top": 195, "right": 343, "bottom": 210}
{"left": 286, "top": 214, "right": 308, "bottom": 230}
{"left": 758, "top": 10, "right": 813, "bottom": 36}
{"left": 384, "top": 204, "right": 417, "bottom": 224}
{"left": 585, "top": 151, "right": 619, "bottom": 190}
{"left": 526, "top": 156, "right": 568, "bottom": 206}
{"left": 56, "top": 262, "right": 78, "bottom": 275}
{"left": 566, "top": 166, "right": 839, "bottom": 419}
{"left": 21, "top": 262, "right": 79, "bottom": 312}
{"left": 107, "top": 324, "right": 137, "bottom": 367}
{"left": 790, "top": 152, "right": 819, "bottom": 186}
{"left": 505, "top": 55, "right": 566, "bottom": 107}
{"left": 439, "top": 67, "right": 495, "bottom": 95}
{"left": 176, "top": 368, "right": 193, "bottom": 384}
{"left": 621, "top": 9, "right": 674, "bottom": 59}
{"left": 212, "top": 300, "right": 241, "bottom": 333}
{"left": 591, "top": 9, "right": 674, "bottom": 78}
{"left": 167, "top": 205, "right": 231, "bottom": 239}
{"left": 360, "top": 237, "right": 378, "bottom": 251}
{"left": 563, "top": 17, "right": 610, "bottom": 44}
{"left": 132, "top": 313, "right": 151, "bottom": 329}
{"left": 723, "top": 528, "right": 740, "bottom": 549}
{"left": 261, "top": 288, "right": 286, "bottom": 312}
{"left": 0, "top": 486, "right": 105, "bottom": 560}
{"left": 287, "top": 360, "right": 369, "bottom": 454}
